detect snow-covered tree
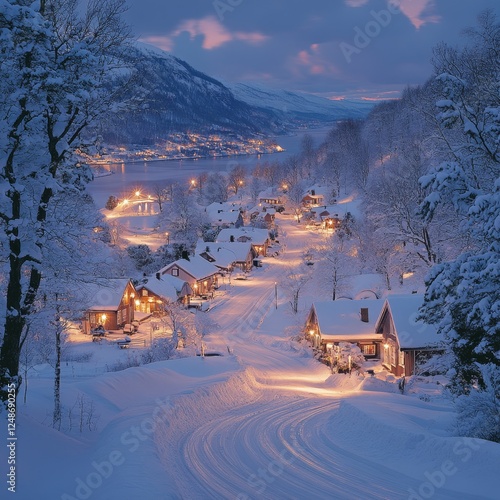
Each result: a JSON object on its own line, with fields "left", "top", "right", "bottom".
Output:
{"left": 419, "top": 11, "right": 500, "bottom": 403}
{"left": 332, "top": 342, "right": 365, "bottom": 374}
{"left": 316, "top": 232, "right": 357, "bottom": 300}
{"left": 205, "top": 172, "right": 229, "bottom": 204}
{"left": 284, "top": 265, "right": 312, "bottom": 314}
{"left": 157, "top": 183, "right": 208, "bottom": 249}
{"left": 0, "top": 0, "right": 131, "bottom": 401}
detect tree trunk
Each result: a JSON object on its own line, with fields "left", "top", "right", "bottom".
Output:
{"left": 53, "top": 320, "right": 62, "bottom": 430}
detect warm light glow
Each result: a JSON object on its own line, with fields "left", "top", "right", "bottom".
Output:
{"left": 135, "top": 190, "right": 141, "bottom": 197}
{"left": 135, "top": 299, "right": 140, "bottom": 307}
{"left": 130, "top": 292, "right": 135, "bottom": 298}
{"left": 309, "top": 329, "right": 314, "bottom": 336}
{"left": 402, "top": 272, "right": 414, "bottom": 279}
{"left": 101, "top": 314, "right": 107, "bottom": 323}
{"left": 384, "top": 343, "right": 389, "bottom": 349}
{"left": 123, "top": 199, "right": 129, "bottom": 205}
{"left": 190, "top": 179, "right": 196, "bottom": 186}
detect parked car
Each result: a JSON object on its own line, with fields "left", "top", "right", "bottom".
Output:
{"left": 91, "top": 325, "right": 106, "bottom": 337}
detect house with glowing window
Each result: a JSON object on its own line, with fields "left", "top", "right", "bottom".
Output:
{"left": 305, "top": 299, "right": 383, "bottom": 359}
{"left": 82, "top": 279, "right": 136, "bottom": 334}
{"left": 196, "top": 240, "right": 255, "bottom": 273}
{"left": 158, "top": 256, "right": 220, "bottom": 297}
{"left": 216, "top": 227, "right": 270, "bottom": 257}
{"left": 134, "top": 273, "right": 193, "bottom": 313}
{"left": 375, "top": 295, "right": 444, "bottom": 377}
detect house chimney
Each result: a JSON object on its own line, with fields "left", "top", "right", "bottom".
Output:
{"left": 156, "top": 272, "right": 161, "bottom": 280}
{"left": 360, "top": 307, "right": 369, "bottom": 323}
{"left": 311, "top": 189, "right": 315, "bottom": 196}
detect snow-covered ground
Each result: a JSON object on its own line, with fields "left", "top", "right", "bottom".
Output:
{"left": 5, "top": 213, "right": 500, "bottom": 500}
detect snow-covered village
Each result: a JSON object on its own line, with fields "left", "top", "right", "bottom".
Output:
{"left": 1, "top": 1, "right": 500, "bottom": 499}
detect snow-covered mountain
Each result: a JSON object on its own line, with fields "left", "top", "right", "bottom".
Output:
{"left": 228, "top": 82, "right": 374, "bottom": 124}
{"left": 101, "top": 43, "right": 280, "bottom": 144}
{"left": 100, "top": 44, "right": 374, "bottom": 145}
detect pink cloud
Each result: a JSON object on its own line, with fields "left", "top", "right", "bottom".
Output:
{"left": 170, "top": 16, "right": 268, "bottom": 50}
{"left": 390, "top": 0, "right": 441, "bottom": 29}
{"left": 293, "top": 46, "right": 339, "bottom": 77}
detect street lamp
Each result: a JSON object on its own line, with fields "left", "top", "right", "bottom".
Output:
{"left": 274, "top": 281, "right": 278, "bottom": 309}
{"left": 165, "top": 232, "right": 169, "bottom": 244}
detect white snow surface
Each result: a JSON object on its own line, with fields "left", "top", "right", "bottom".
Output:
{"left": 5, "top": 214, "right": 500, "bottom": 500}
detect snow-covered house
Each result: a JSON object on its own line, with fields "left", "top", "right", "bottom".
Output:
{"left": 310, "top": 205, "right": 342, "bottom": 229}
{"left": 196, "top": 240, "right": 254, "bottom": 272}
{"left": 375, "top": 295, "right": 444, "bottom": 377}
{"left": 82, "top": 279, "right": 136, "bottom": 333}
{"left": 216, "top": 227, "right": 270, "bottom": 256}
{"left": 135, "top": 274, "right": 193, "bottom": 313}
{"left": 302, "top": 186, "right": 329, "bottom": 207}
{"left": 159, "top": 256, "right": 220, "bottom": 296}
{"left": 305, "top": 299, "right": 383, "bottom": 359}
{"left": 206, "top": 210, "right": 243, "bottom": 229}
{"left": 258, "top": 187, "right": 282, "bottom": 206}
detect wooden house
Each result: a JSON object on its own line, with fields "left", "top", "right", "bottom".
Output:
{"left": 82, "top": 279, "right": 136, "bottom": 333}
{"left": 135, "top": 274, "right": 192, "bottom": 313}
{"left": 159, "top": 256, "right": 220, "bottom": 297}
{"left": 375, "top": 295, "right": 444, "bottom": 376}
{"left": 216, "top": 227, "right": 270, "bottom": 256}
{"left": 305, "top": 299, "right": 383, "bottom": 359}
{"left": 196, "top": 240, "right": 254, "bottom": 272}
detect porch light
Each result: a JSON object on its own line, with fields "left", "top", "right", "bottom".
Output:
{"left": 309, "top": 329, "right": 315, "bottom": 336}
{"left": 384, "top": 343, "right": 389, "bottom": 349}
{"left": 100, "top": 314, "right": 107, "bottom": 323}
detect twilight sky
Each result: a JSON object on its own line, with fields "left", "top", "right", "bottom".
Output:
{"left": 123, "top": 0, "right": 500, "bottom": 100}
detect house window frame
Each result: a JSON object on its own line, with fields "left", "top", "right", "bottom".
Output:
{"left": 171, "top": 268, "right": 179, "bottom": 277}
{"left": 361, "top": 344, "right": 376, "bottom": 356}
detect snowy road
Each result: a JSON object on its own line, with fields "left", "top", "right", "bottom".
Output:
{"left": 152, "top": 217, "right": 491, "bottom": 500}
{"left": 19, "top": 215, "right": 499, "bottom": 500}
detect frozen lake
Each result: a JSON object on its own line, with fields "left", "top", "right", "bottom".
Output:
{"left": 86, "top": 127, "right": 332, "bottom": 208}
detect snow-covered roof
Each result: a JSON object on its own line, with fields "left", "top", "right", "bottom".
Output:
{"left": 206, "top": 201, "right": 241, "bottom": 211}
{"left": 303, "top": 185, "right": 329, "bottom": 200}
{"left": 138, "top": 274, "right": 190, "bottom": 301}
{"left": 258, "top": 187, "right": 281, "bottom": 200}
{"left": 311, "top": 205, "right": 340, "bottom": 217}
{"left": 378, "top": 295, "right": 442, "bottom": 349}
{"left": 216, "top": 227, "right": 269, "bottom": 245}
{"left": 312, "top": 299, "right": 383, "bottom": 341}
{"left": 206, "top": 210, "right": 240, "bottom": 226}
{"left": 83, "top": 279, "right": 133, "bottom": 311}
{"left": 196, "top": 241, "right": 252, "bottom": 267}
{"left": 159, "top": 256, "right": 220, "bottom": 281}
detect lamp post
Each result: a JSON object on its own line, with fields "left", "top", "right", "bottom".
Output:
{"left": 274, "top": 281, "right": 278, "bottom": 309}
{"left": 165, "top": 232, "right": 169, "bottom": 244}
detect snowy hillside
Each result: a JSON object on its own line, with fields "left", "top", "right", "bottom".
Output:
{"left": 229, "top": 82, "right": 374, "bottom": 123}
{"left": 101, "top": 43, "right": 280, "bottom": 144}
